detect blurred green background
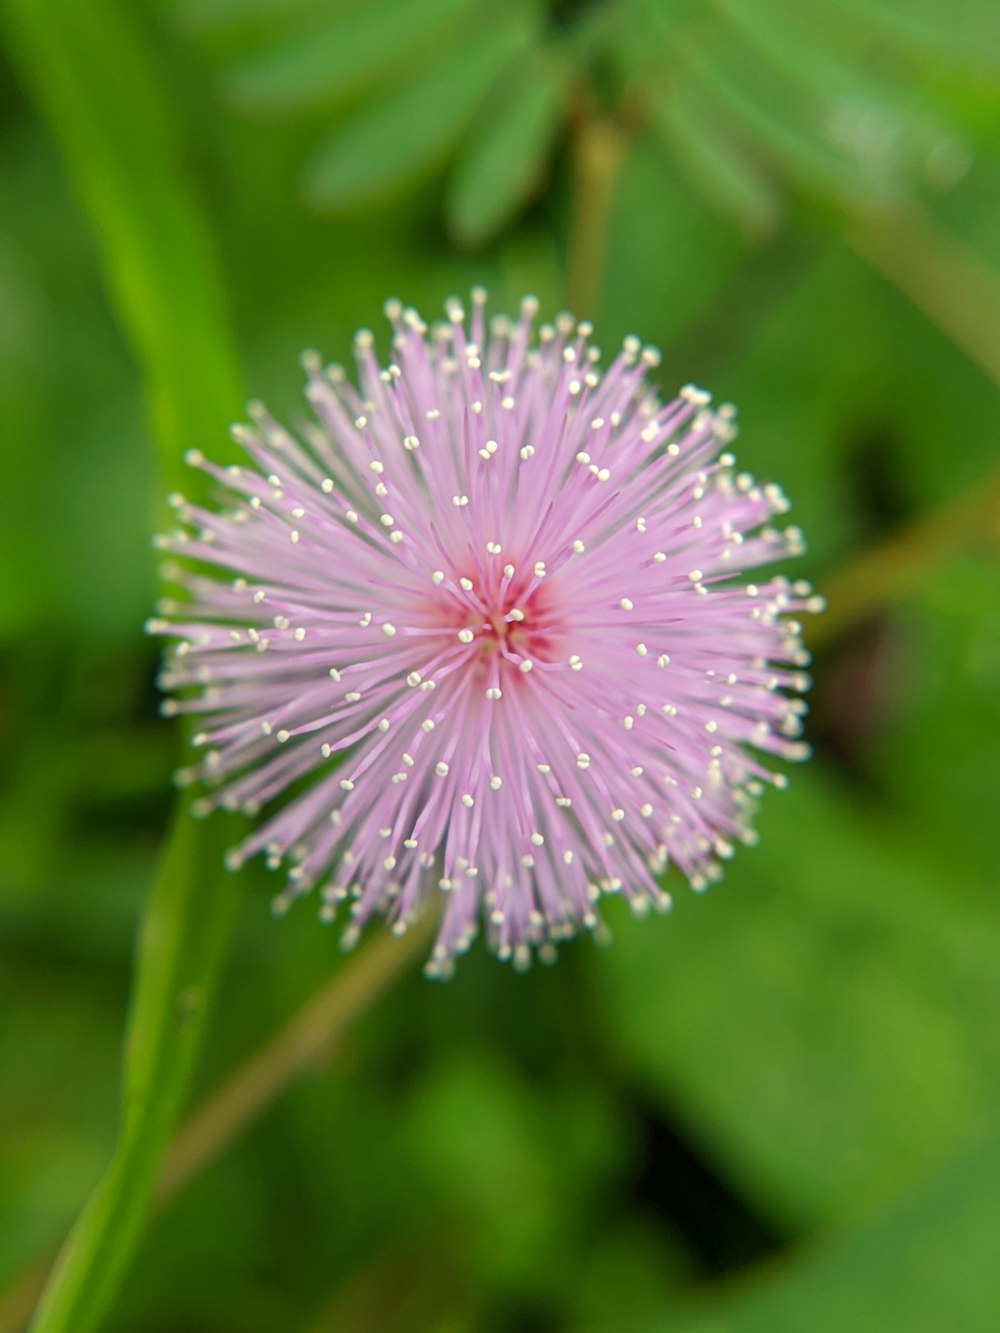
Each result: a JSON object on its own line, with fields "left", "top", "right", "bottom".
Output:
{"left": 2, "top": 0, "right": 999, "bottom": 1330}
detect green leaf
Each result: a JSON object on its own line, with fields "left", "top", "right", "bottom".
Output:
{"left": 815, "top": 0, "right": 1000, "bottom": 75}
{"left": 588, "top": 768, "right": 1000, "bottom": 1232}
{"left": 177, "top": 0, "right": 322, "bottom": 37}
{"left": 223, "top": 0, "right": 475, "bottom": 116}
{"left": 722, "top": 0, "right": 964, "bottom": 199}
{"left": 678, "top": 39, "right": 881, "bottom": 211}
{"left": 302, "top": 9, "right": 537, "bottom": 212}
{"left": 616, "top": 1128, "right": 1000, "bottom": 1333}
{"left": 0, "top": 1, "right": 246, "bottom": 1330}
{"left": 633, "top": 3, "right": 887, "bottom": 212}
{"left": 650, "top": 81, "right": 782, "bottom": 237}
{"left": 445, "top": 47, "right": 568, "bottom": 246}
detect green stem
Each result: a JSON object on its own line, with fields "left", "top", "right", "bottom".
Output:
{"left": 157, "top": 918, "right": 436, "bottom": 1200}
{"left": 816, "top": 207, "right": 1000, "bottom": 645}
{"left": 812, "top": 465, "right": 1000, "bottom": 649}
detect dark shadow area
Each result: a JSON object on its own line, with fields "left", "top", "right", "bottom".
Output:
{"left": 631, "top": 1098, "right": 790, "bottom": 1278}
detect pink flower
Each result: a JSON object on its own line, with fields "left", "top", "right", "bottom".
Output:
{"left": 150, "top": 293, "right": 819, "bottom": 975}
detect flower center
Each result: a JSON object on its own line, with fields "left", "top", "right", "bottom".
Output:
{"left": 430, "top": 561, "right": 567, "bottom": 692}
{"left": 463, "top": 596, "right": 536, "bottom": 673}
{"left": 481, "top": 607, "right": 524, "bottom": 653}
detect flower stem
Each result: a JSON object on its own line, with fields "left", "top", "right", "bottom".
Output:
{"left": 813, "top": 208, "right": 1000, "bottom": 645}
{"left": 812, "top": 466, "right": 1000, "bottom": 649}
{"left": 565, "top": 111, "right": 628, "bottom": 317}
{"left": 157, "top": 918, "right": 435, "bottom": 1199}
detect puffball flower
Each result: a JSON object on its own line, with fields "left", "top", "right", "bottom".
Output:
{"left": 150, "top": 293, "right": 818, "bottom": 975}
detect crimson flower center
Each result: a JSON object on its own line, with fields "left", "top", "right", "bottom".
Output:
{"left": 434, "top": 569, "right": 568, "bottom": 684}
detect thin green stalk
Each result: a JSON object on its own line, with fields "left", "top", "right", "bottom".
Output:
{"left": 157, "top": 918, "right": 436, "bottom": 1200}
{"left": 565, "top": 110, "right": 628, "bottom": 317}
{"left": 819, "top": 206, "right": 1000, "bottom": 643}
{"left": 812, "top": 465, "right": 1000, "bottom": 649}
{"left": 849, "top": 207, "right": 1000, "bottom": 388}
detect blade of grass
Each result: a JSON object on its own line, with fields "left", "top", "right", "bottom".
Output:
{"left": 1, "top": 0, "right": 244, "bottom": 496}
{"left": 1, "top": 1, "right": 246, "bottom": 1330}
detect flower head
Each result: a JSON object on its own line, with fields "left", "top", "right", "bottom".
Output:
{"left": 150, "top": 292, "right": 819, "bottom": 975}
